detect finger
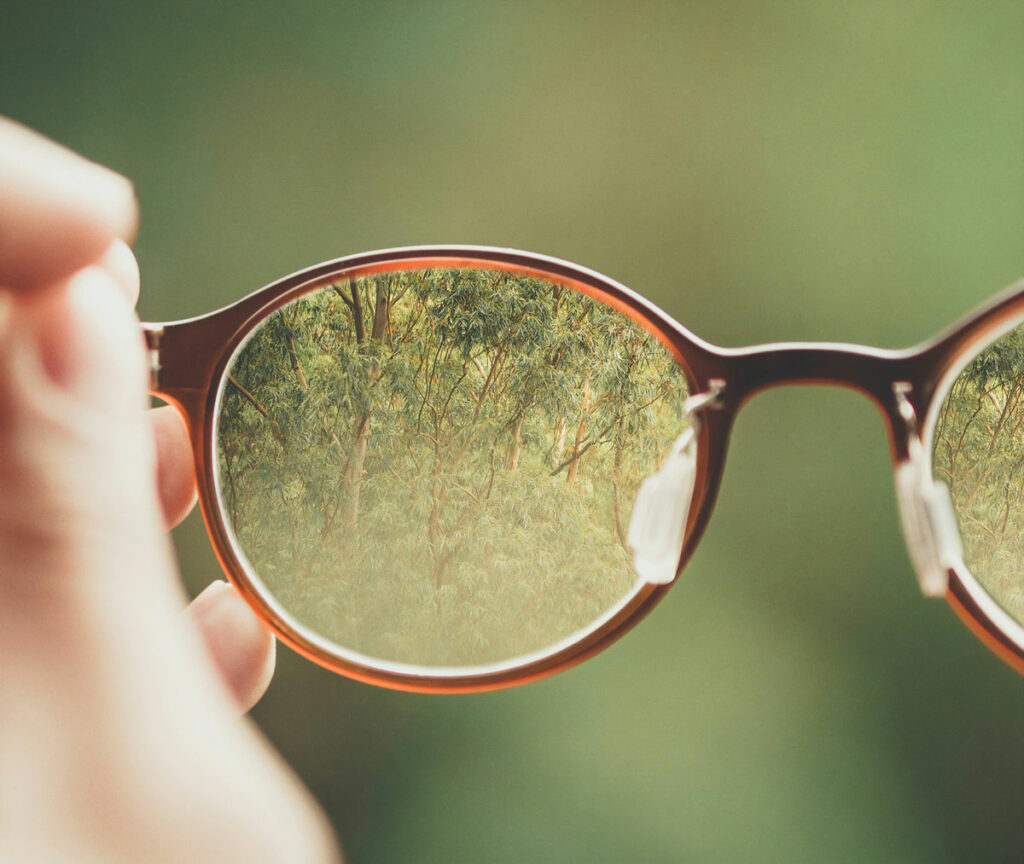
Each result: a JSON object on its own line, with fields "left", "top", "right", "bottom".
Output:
{"left": 0, "top": 264, "right": 164, "bottom": 608}
{"left": 96, "top": 239, "right": 140, "bottom": 305}
{"left": 0, "top": 117, "right": 137, "bottom": 290}
{"left": 188, "top": 581, "right": 276, "bottom": 713}
{"left": 151, "top": 404, "right": 197, "bottom": 528}
{"left": 0, "top": 265, "right": 338, "bottom": 864}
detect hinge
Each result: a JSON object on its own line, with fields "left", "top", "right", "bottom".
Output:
{"left": 142, "top": 325, "right": 164, "bottom": 390}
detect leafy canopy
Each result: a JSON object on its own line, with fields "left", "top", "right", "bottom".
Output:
{"left": 217, "top": 268, "right": 690, "bottom": 667}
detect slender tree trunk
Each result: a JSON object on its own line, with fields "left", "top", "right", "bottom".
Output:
{"left": 428, "top": 477, "right": 451, "bottom": 589}
{"left": 612, "top": 415, "right": 628, "bottom": 550}
{"left": 505, "top": 416, "right": 524, "bottom": 470}
{"left": 551, "top": 416, "right": 567, "bottom": 466}
{"left": 349, "top": 278, "right": 365, "bottom": 342}
{"left": 342, "top": 280, "right": 390, "bottom": 526}
{"left": 342, "top": 416, "right": 369, "bottom": 526}
{"left": 370, "top": 281, "right": 389, "bottom": 342}
{"left": 566, "top": 376, "right": 591, "bottom": 488}
{"left": 223, "top": 447, "right": 239, "bottom": 527}
{"left": 284, "top": 328, "right": 307, "bottom": 391}
{"left": 226, "top": 374, "right": 285, "bottom": 444}
{"left": 986, "top": 383, "right": 1020, "bottom": 457}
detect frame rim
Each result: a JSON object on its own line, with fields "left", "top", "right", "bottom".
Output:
{"left": 166, "top": 246, "right": 723, "bottom": 692}
{"left": 920, "top": 302, "right": 1024, "bottom": 673}
{"left": 148, "top": 246, "right": 1024, "bottom": 687}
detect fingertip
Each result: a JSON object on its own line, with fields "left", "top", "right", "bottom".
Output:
{"left": 151, "top": 404, "right": 197, "bottom": 528}
{"left": 0, "top": 118, "right": 138, "bottom": 289}
{"left": 98, "top": 239, "right": 141, "bottom": 306}
{"left": 190, "top": 581, "right": 276, "bottom": 713}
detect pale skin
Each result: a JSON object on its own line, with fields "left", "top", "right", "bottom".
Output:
{"left": 0, "top": 118, "right": 340, "bottom": 863}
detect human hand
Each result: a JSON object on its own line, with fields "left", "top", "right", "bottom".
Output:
{"left": 0, "top": 118, "right": 339, "bottom": 863}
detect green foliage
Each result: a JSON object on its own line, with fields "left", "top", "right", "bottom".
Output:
{"left": 217, "top": 268, "right": 690, "bottom": 667}
{"left": 933, "top": 323, "right": 1024, "bottom": 623}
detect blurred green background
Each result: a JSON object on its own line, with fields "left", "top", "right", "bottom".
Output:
{"left": 4, "top": 2, "right": 1023, "bottom": 861}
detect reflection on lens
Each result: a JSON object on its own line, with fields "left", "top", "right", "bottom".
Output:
{"left": 933, "top": 321, "right": 1024, "bottom": 626}
{"left": 215, "top": 267, "right": 690, "bottom": 668}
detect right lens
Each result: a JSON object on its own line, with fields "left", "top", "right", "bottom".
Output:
{"left": 932, "top": 321, "right": 1024, "bottom": 627}
{"left": 214, "top": 264, "right": 691, "bottom": 672}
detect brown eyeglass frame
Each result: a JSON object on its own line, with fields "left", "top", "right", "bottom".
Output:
{"left": 142, "top": 245, "right": 1024, "bottom": 692}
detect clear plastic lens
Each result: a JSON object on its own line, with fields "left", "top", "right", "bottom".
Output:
{"left": 214, "top": 267, "right": 691, "bottom": 669}
{"left": 933, "top": 321, "right": 1024, "bottom": 626}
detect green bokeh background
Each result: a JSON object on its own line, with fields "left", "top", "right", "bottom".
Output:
{"left": 4, "top": 2, "right": 1023, "bottom": 861}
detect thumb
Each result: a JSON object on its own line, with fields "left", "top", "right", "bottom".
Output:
{"left": 0, "top": 269, "right": 340, "bottom": 864}
{"left": 0, "top": 266, "right": 221, "bottom": 709}
{"left": 0, "top": 264, "right": 242, "bottom": 750}
{"left": 0, "top": 266, "right": 169, "bottom": 601}
{"left": 0, "top": 268, "right": 271, "bottom": 717}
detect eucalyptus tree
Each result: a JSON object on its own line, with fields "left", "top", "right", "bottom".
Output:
{"left": 218, "top": 268, "right": 689, "bottom": 665}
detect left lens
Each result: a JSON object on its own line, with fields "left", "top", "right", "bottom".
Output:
{"left": 932, "top": 321, "right": 1024, "bottom": 627}
{"left": 213, "top": 264, "right": 691, "bottom": 672}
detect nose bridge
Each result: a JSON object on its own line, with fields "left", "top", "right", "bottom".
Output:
{"left": 704, "top": 341, "right": 926, "bottom": 463}
{"left": 720, "top": 341, "right": 912, "bottom": 408}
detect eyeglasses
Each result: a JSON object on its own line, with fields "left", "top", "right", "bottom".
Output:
{"left": 145, "top": 246, "right": 1024, "bottom": 691}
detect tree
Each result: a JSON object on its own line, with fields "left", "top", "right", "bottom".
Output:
{"left": 216, "top": 267, "right": 691, "bottom": 666}
{"left": 933, "top": 324, "right": 1024, "bottom": 625}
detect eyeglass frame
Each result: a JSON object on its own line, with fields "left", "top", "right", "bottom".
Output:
{"left": 142, "top": 245, "right": 1024, "bottom": 691}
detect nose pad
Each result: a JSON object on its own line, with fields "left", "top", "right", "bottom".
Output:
{"left": 894, "top": 439, "right": 964, "bottom": 598}
{"left": 629, "top": 379, "right": 724, "bottom": 586}
{"left": 628, "top": 426, "right": 697, "bottom": 585}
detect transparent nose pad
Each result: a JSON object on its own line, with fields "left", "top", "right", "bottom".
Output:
{"left": 628, "top": 380, "right": 724, "bottom": 586}
{"left": 628, "top": 426, "right": 698, "bottom": 585}
{"left": 895, "top": 438, "right": 963, "bottom": 598}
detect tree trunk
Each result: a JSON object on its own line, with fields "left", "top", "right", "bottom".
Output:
{"left": 428, "top": 479, "right": 449, "bottom": 589}
{"left": 349, "top": 278, "right": 365, "bottom": 343}
{"left": 612, "top": 415, "right": 628, "bottom": 550}
{"left": 505, "top": 416, "right": 524, "bottom": 470}
{"left": 566, "top": 376, "right": 591, "bottom": 488}
{"left": 551, "top": 416, "right": 567, "bottom": 466}
{"left": 342, "top": 279, "right": 390, "bottom": 526}
{"left": 284, "top": 327, "right": 307, "bottom": 391}
{"left": 342, "top": 415, "right": 369, "bottom": 526}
